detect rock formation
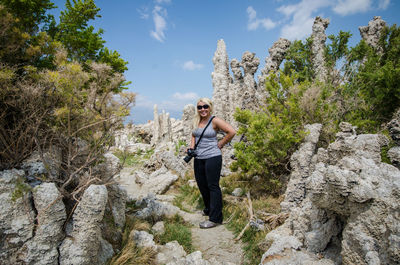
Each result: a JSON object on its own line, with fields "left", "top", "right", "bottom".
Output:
{"left": 182, "top": 104, "right": 196, "bottom": 145}
{"left": 60, "top": 185, "right": 109, "bottom": 265}
{"left": 240, "top": 51, "right": 260, "bottom": 111}
{"left": 311, "top": 16, "right": 330, "bottom": 82}
{"left": 258, "top": 38, "right": 291, "bottom": 90}
{"left": 211, "top": 39, "right": 231, "bottom": 122}
{"left": 359, "top": 16, "right": 387, "bottom": 53}
{"left": 262, "top": 122, "right": 400, "bottom": 265}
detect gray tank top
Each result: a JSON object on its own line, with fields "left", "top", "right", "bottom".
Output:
{"left": 193, "top": 117, "right": 222, "bottom": 159}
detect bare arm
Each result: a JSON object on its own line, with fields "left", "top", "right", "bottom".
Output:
{"left": 213, "top": 117, "right": 236, "bottom": 149}
{"left": 189, "top": 134, "right": 195, "bottom": 150}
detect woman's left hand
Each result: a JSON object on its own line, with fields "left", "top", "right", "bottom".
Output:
{"left": 217, "top": 141, "right": 224, "bottom": 149}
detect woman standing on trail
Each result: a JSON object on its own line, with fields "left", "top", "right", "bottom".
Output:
{"left": 189, "top": 97, "right": 236, "bottom": 229}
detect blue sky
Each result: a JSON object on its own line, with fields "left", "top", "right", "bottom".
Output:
{"left": 50, "top": 0, "right": 399, "bottom": 124}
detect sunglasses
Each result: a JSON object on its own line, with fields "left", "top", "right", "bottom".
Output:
{"left": 197, "top": 104, "right": 210, "bottom": 110}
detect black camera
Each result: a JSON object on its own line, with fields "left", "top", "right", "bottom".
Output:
{"left": 183, "top": 148, "right": 197, "bottom": 163}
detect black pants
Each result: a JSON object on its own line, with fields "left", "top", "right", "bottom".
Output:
{"left": 194, "top": 155, "right": 223, "bottom": 223}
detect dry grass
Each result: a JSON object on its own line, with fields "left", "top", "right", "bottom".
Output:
{"left": 109, "top": 241, "right": 156, "bottom": 265}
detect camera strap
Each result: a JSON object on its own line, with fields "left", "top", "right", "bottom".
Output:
{"left": 194, "top": 116, "right": 215, "bottom": 150}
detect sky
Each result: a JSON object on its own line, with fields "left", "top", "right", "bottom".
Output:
{"left": 50, "top": 0, "right": 399, "bottom": 124}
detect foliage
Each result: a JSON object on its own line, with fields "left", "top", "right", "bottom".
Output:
{"left": 344, "top": 24, "right": 400, "bottom": 130}
{"left": 283, "top": 38, "right": 314, "bottom": 82}
{"left": 11, "top": 177, "right": 32, "bottom": 201}
{"left": 325, "top": 30, "right": 352, "bottom": 70}
{"left": 232, "top": 73, "right": 306, "bottom": 195}
{"left": 0, "top": 3, "right": 134, "bottom": 219}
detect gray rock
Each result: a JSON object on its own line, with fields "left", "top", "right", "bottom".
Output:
{"left": 211, "top": 39, "right": 231, "bottom": 123}
{"left": 156, "top": 241, "right": 187, "bottom": 264}
{"left": 359, "top": 16, "right": 387, "bottom": 53}
{"left": 388, "top": 146, "right": 400, "bottom": 168}
{"left": 388, "top": 108, "right": 400, "bottom": 145}
{"left": 311, "top": 16, "right": 330, "bottom": 82}
{"left": 0, "top": 169, "right": 35, "bottom": 264}
{"left": 152, "top": 221, "right": 165, "bottom": 235}
{"left": 59, "top": 185, "right": 108, "bottom": 265}
{"left": 20, "top": 183, "right": 66, "bottom": 265}
{"left": 130, "top": 230, "right": 157, "bottom": 250}
{"left": 98, "top": 238, "right": 114, "bottom": 265}
{"left": 258, "top": 38, "right": 291, "bottom": 89}
{"left": 107, "top": 183, "right": 127, "bottom": 229}
{"left": 167, "top": 250, "right": 210, "bottom": 265}
{"left": 135, "top": 194, "right": 180, "bottom": 221}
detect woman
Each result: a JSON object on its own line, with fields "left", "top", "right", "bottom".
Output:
{"left": 189, "top": 97, "right": 236, "bottom": 229}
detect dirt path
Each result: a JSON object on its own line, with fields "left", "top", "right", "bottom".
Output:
{"left": 191, "top": 216, "right": 244, "bottom": 264}
{"left": 117, "top": 166, "right": 244, "bottom": 264}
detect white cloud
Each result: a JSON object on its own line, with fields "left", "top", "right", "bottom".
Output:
{"left": 182, "top": 60, "right": 204, "bottom": 71}
{"left": 246, "top": 6, "right": 277, "bottom": 31}
{"left": 333, "top": 0, "right": 372, "bottom": 15}
{"left": 155, "top": 0, "right": 171, "bottom": 4}
{"left": 173, "top": 92, "right": 199, "bottom": 101}
{"left": 277, "top": 0, "right": 331, "bottom": 40}
{"left": 150, "top": 5, "right": 167, "bottom": 42}
{"left": 378, "top": 0, "right": 390, "bottom": 9}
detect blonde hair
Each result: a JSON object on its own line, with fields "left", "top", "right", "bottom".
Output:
{"left": 193, "top": 97, "right": 214, "bottom": 127}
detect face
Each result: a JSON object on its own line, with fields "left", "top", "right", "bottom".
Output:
{"left": 197, "top": 101, "right": 210, "bottom": 118}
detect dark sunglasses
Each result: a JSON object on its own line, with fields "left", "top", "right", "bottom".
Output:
{"left": 197, "top": 104, "right": 210, "bottom": 110}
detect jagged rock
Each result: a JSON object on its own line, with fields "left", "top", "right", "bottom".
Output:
{"left": 19, "top": 183, "right": 66, "bottom": 265}
{"left": 388, "top": 146, "right": 400, "bottom": 169}
{"left": 0, "top": 169, "right": 35, "bottom": 264}
{"left": 140, "top": 166, "right": 178, "bottom": 196}
{"left": 107, "top": 183, "right": 127, "bottom": 229}
{"left": 211, "top": 39, "right": 231, "bottom": 122}
{"left": 182, "top": 104, "right": 196, "bottom": 145}
{"left": 21, "top": 147, "right": 62, "bottom": 186}
{"left": 59, "top": 185, "right": 108, "bottom": 265}
{"left": 152, "top": 221, "right": 165, "bottom": 235}
{"left": 258, "top": 38, "right": 291, "bottom": 89}
{"left": 130, "top": 230, "right": 157, "bottom": 250}
{"left": 135, "top": 194, "right": 180, "bottom": 221}
{"left": 263, "top": 121, "right": 400, "bottom": 265}
{"left": 156, "top": 241, "right": 187, "bottom": 264}
{"left": 281, "top": 123, "right": 323, "bottom": 212}
{"left": 388, "top": 108, "right": 400, "bottom": 145}
{"left": 240, "top": 51, "right": 260, "bottom": 111}
{"left": 98, "top": 238, "right": 114, "bottom": 265}
{"left": 359, "top": 16, "right": 387, "bottom": 53}
{"left": 311, "top": 16, "right": 330, "bottom": 81}
{"left": 167, "top": 250, "right": 210, "bottom": 265}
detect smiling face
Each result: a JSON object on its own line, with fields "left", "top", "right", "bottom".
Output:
{"left": 197, "top": 101, "right": 211, "bottom": 119}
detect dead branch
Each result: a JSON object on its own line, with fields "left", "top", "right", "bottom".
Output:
{"left": 234, "top": 191, "right": 254, "bottom": 241}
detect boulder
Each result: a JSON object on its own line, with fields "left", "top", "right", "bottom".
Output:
{"left": 59, "top": 185, "right": 108, "bottom": 265}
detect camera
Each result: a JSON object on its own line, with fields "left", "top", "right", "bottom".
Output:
{"left": 183, "top": 148, "right": 197, "bottom": 163}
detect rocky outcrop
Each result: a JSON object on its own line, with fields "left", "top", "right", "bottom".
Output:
{"left": 240, "top": 51, "right": 260, "bottom": 111}
{"left": 0, "top": 169, "right": 36, "bottom": 264}
{"left": 262, "top": 122, "right": 400, "bottom": 265}
{"left": 19, "top": 183, "right": 66, "bottom": 265}
{"left": 311, "top": 16, "right": 330, "bottom": 82}
{"left": 258, "top": 38, "right": 291, "bottom": 90}
{"left": 211, "top": 39, "right": 231, "bottom": 122}
{"left": 60, "top": 185, "right": 108, "bottom": 265}
{"left": 359, "top": 16, "right": 387, "bottom": 53}
{"left": 182, "top": 104, "right": 196, "bottom": 145}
